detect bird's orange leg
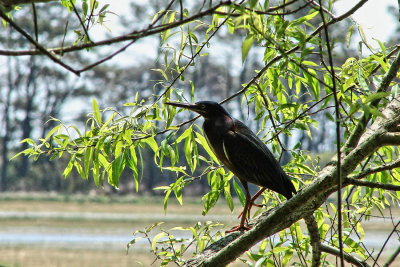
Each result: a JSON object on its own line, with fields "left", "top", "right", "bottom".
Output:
{"left": 237, "top": 187, "right": 267, "bottom": 219}
{"left": 226, "top": 186, "right": 252, "bottom": 233}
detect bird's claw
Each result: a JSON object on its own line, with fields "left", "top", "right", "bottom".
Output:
{"left": 225, "top": 224, "right": 251, "bottom": 233}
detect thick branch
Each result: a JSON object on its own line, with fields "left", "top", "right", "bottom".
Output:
{"left": 379, "top": 132, "right": 400, "bottom": 146}
{"left": 320, "top": 244, "right": 370, "bottom": 267}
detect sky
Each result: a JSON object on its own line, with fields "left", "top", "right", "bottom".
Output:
{"left": 91, "top": 0, "right": 399, "bottom": 66}
{"left": 333, "top": 0, "right": 397, "bottom": 49}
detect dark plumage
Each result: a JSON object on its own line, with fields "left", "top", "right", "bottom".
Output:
{"left": 166, "top": 101, "right": 296, "bottom": 231}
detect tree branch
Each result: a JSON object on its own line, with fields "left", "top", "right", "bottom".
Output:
{"left": 320, "top": 244, "right": 371, "bottom": 267}
{"left": 344, "top": 178, "right": 400, "bottom": 191}
{"left": 304, "top": 213, "right": 321, "bottom": 267}
{"left": 348, "top": 158, "right": 400, "bottom": 180}
{"left": 0, "top": 0, "right": 54, "bottom": 12}
{"left": 0, "top": 8, "right": 80, "bottom": 76}
{"left": 0, "top": 0, "right": 232, "bottom": 56}
{"left": 379, "top": 132, "right": 400, "bottom": 146}
{"left": 383, "top": 245, "right": 400, "bottom": 267}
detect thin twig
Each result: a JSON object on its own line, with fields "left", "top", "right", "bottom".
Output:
{"left": 255, "top": 82, "right": 286, "bottom": 152}
{"left": 77, "top": 40, "right": 135, "bottom": 74}
{"left": 348, "top": 158, "right": 400, "bottom": 180}
{"left": 383, "top": 245, "right": 400, "bottom": 267}
{"left": 320, "top": 244, "right": 370, "bottom": 267}
{"left": 373, "top": 220, "right": 400, "bottom": 267}
{"left": 70, "top": 0, "right": 92, "bottom": 43}
{"left": 318, "top": 0, "right": 344, "bottom": 266}
{"left": 0, "top": 0, "right": 230, "bottom": 56}
{"left": 31, "top": 3, "right": 38, "bottom": 41}
{"left": 345, "top": 178, "right": 400, "bottom": 191}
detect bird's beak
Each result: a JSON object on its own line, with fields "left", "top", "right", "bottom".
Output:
{"left": 165, "top": 102, "right": 202, "bottom": 114}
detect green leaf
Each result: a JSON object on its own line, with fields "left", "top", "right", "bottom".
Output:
{"left": 82, "top": 1, "right": 88, "bottom": 16}
{"left": 289, "top": 11, "right": 318, "bottom": 27}
{"left": 346, "top": 25, "right": 354, "bottom": 48}
{"left": 242, "top": 34, "right": 254, "bottom": 63}
{"left": 224, "top": 182, "right": 234, "bottom": 212}
{"left": 111, "top": 154, "right": 124, "bottom": 187}
{"left": 233, "top": 178, "right": 245, "bottom": 206}
{"left": 92, "top": 98, "right": 102, "bottom": 125}
{"left": 63, "top": 157, "right": 74, "bottom": 178}
{"left": 195, "top": 131, "right": 219, "bottom": 163}
{"left": 84, "top": 146, "right": 93, "bottom": 180}
{"left": 73, "top": 160, "right": 85, "bottom": 179}
{"left": 144, "top": 137, "right": 159, "bottom": 153}
{"left": 44, "top": 124, "right": 62, "bottom": 142}
{"left": 93, "top": 150, "right": 100, "bottom": 187}
{"left": 247, "top": 0, "right": 258, "bottom": 8}
{"left": 363, "top": 92, "right": 390, "bottom": 104}
{"left": 152, "top": 232, "right": 167, "bottom": 251}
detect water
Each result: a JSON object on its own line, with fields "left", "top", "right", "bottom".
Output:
{"left": 0, "top": 211, "right": 398, "bottom": 252}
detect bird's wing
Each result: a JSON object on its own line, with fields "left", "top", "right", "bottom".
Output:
{"left": 222, "top": 119, "right": 295, "bottom": 198}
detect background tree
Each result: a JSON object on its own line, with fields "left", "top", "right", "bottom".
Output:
{"left": 1, "top": 0, "right": 400, "bottom": 266}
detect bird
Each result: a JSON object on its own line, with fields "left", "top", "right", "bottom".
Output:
{"left": 165, "top": 101, "right": 296, "bottom": 231}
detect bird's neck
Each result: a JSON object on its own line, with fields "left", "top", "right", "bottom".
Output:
{"left": 204, "top": 115, "right": 233, "bottom": 132}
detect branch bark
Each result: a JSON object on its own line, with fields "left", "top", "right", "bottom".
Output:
{"left": 183, "top": 96, "right": 400, "bottom": 266}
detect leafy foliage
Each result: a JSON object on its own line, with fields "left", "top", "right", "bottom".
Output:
{"left": 7, "top": 0, "right": 400, "bottom": 266}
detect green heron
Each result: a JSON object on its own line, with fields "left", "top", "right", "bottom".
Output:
{"left": 166, "top": 101, "right": 296, "bottom": 231}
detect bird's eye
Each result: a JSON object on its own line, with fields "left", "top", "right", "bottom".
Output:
{"left": 201, "top": 104, "right": 206, "bottom": 110}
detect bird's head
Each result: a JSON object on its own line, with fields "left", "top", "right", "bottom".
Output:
{"left": 165, "top": 101, "right": 231, "bottom": 119}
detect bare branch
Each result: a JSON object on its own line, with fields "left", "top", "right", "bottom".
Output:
{"left": 373, "top": 220, "right": 400, "bottom": 266}
{"left": 0, "top": 1, "right": 232, "bottom": 56}
{"left": 0, "top": 0, "right": 54, "bottom": 12}
{"left": 318, "top": 0, "right": 344, "bottom": 264}
{"left": 320, "top": 244, "right": 371, "bottom": 267}
{"left": 70, "top": 0, "right": 92, "bottom": 43}
{"left": 348, "top": 159, "right": 400, "bottom": 180}
{"left": 383, "top": 245, "right": 400, "bottom": 267}
{"left": 304, "top": 214, "right": 321, "bottom": 267}
{"left": 344, "top": 178, "right": 400, "bottom": 191}
{"left": 0, "top": 8, "right": 80, "bottom": 76}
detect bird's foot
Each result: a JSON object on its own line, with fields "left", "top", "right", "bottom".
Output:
{"left": 225, "top": 224, "right": 251, "bottom": 233}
